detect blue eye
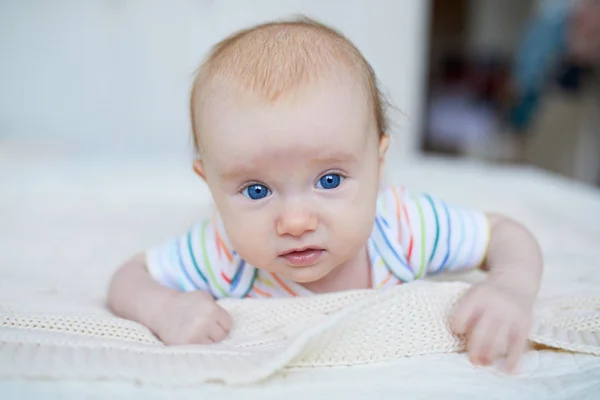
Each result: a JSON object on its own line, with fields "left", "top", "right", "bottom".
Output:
{"left": 242, "top": 184, "right": 271, "bottom": 200}
{"left": 316, "top": 174, "right": 343, "bottom": 190}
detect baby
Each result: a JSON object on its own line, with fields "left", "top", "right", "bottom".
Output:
{"left": 108, "top": 18, "right": 543, "bottom": 372}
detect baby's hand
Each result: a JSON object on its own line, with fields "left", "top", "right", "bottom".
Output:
{"left": 451, "top": 281, "right": 533, "bottom": 372}
{"left": 154, "top": 291, "right": 232, "bottom": 345}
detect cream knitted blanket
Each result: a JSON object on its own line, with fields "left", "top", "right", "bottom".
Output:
{"left": 1, "top": 281, "right": 599, "bottom": 386}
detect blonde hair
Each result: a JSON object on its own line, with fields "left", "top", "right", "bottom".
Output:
{"left": 190, "top": 16, "right": 389, "bottom": 154}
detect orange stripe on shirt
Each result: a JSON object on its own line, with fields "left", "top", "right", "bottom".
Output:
{"left": 377, "top": 271, "right": 393, "bottom": 289}
{"left": 391, "top": 187, "right": 403, "bottom": 243}
{"left": 400, "top": 187, "right": 415, "bottom": 260}
{"left": 252, "top": 285, "right": 272, "bottom": 298}
{"left": 213, "top": 225, "right": 233, "bottom": 263}
{"left": 210, "top": 216, "right": 233, "bottom": 284}
{"left": 270, "top": 273, "right": 297, "bottom": 297}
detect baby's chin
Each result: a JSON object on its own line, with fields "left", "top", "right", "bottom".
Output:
{"left": 274, "top": 263, "right": 334, "bottom": 284}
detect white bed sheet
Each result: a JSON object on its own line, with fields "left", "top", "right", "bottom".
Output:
{"left": 1, "top": 142, "right": 600, "bottom": 399}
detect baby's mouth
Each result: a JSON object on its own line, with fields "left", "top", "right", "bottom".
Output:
{"left": 279, "top": 247, "right": 324, "bottom": 267}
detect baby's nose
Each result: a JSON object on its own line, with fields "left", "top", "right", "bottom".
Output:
{"left": 276, "top": 205, "right": 317, "bottom": 237}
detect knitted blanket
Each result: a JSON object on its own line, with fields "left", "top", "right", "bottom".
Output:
{"left": 2, "top": 152, "right": 600, "bottom": 394}
{"left": 1, "top": 281, "right": 598, "bottom": 386}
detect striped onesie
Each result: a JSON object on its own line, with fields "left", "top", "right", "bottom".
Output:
{"left": 146, "top": 187, "right": 490, "bottom": 298}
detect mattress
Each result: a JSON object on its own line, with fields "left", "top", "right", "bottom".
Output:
{"left": 1, "top": 142, "right": 599, "bottom": 399}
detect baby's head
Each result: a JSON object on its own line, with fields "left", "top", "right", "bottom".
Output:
{"left": 191, "top": 17, "right": 390, "bottom": 284}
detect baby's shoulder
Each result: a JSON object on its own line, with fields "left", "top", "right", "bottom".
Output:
{"left": 376, "top": 185, "right": 410, "bottom": 207}
{"left": 377, "top": 185, "right": 440, "bottom": 204}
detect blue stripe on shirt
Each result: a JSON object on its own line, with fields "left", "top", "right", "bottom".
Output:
{"left": 175, "top": 237, "right": 200, "bottom": 290}
{"left": 230, "top": 259, "right": 245, "bottom": 291}
{"left": 186, "top": 229, "right": 209, "bottom": 285}
{"left": 437, "top": 200, "right": 452, "bottom": 272}
{"left": 374, "top": 216, "right": 413, "bottom": 275}
{"left": 371, "top": 239, "right": 414, "bottom": 283}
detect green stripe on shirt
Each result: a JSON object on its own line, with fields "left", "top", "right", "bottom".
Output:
{"left": 187, "top": 231, "right": 209, "bottom": 285}
{"left": 424, "top": 194, "right": 440, "bottom": 264}
{"left": 200, "top": 219, "right": 227, "bottom": 297}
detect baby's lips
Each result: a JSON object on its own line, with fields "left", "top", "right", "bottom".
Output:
{"left": 280, "top": 248, "right": 324, "bottom": 267}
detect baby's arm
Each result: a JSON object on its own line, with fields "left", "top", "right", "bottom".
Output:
{"left": 451, "top": 213, "right": 543, "bottom": 372}
{"left": 107, "top": 254, "right": 232, "bottom": 345}
{"left": 380, "top": 188, "right": 541, "bottom": 372}
{"left": 481, "top": 213, "right": 542, "bottom": 301}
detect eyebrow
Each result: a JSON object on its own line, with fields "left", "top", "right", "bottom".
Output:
{"left": 218, "top": 151, "right": 359, "bottom": 180}
{"left": 311, "top": 152, "right": 359, "bottom": 165}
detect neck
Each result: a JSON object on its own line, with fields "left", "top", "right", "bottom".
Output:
{"left": 300, "top": 245, "right": 371, "bottom": 293}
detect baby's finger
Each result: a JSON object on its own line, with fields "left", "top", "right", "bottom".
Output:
{"left": 188, "top": 330, "right": 214, "bottom": 345}
{"left": 468, "top": 315, "right": 499, "bottom": 366}
{"left": 208, "top": 323, "right": 229, "bottom": 343}
{"left": 216, "top": 307, "right": 233, "bottom": 332}
{"left": 488, "top": 322, "right": 510, "bottom": 363}
{"left": 452, "top": 297, "right": 481, "bottom": 335}
{"left": 503, "top": 328, "right": 528, "bottom": 373}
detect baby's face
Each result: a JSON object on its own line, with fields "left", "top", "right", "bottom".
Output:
{"left": 197, "top": 81, "right": 386, "bottom": 284}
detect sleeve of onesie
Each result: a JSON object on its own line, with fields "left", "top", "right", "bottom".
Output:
{"left": 378, "top": 187, "right": 491, "bottom": 279}
{"left": 144, "top": 217, "right": 255, "bottom": 299}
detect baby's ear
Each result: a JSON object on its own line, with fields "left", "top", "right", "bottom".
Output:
{"left": 192, "top": 159, "right": 207, "bottom": 181}
{"left": 378, "top": 134, "right": 390, "bottom": 165}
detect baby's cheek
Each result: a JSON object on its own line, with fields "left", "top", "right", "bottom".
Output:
{"left": 326, "top": 200, "right": 375, "bottom": 246}
{"left": 224, "top": 212, "right": 272, "bottom": 266}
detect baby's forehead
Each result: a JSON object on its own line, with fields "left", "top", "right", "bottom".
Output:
{"left": 198, "top": 83, "right": 375, "bottom": 171}
{"left": 207, "top": 124, "right": 370, "bottom": 181}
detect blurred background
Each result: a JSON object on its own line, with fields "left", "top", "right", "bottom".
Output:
{"left": 1, "top": 0, "right": 599, "bottom": 186}
{"left": 424, "top": 0, "right": 600, "bottom": 187}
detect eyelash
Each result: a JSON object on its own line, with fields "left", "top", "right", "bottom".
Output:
{"left": 238, "top": 181, "right": 268, "bottom": 193}
{"left": 318, "top": 170, "right": 346, "bottom": 181}
{"left": 237, "top": 171, "right": 348, "bottom": 193}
